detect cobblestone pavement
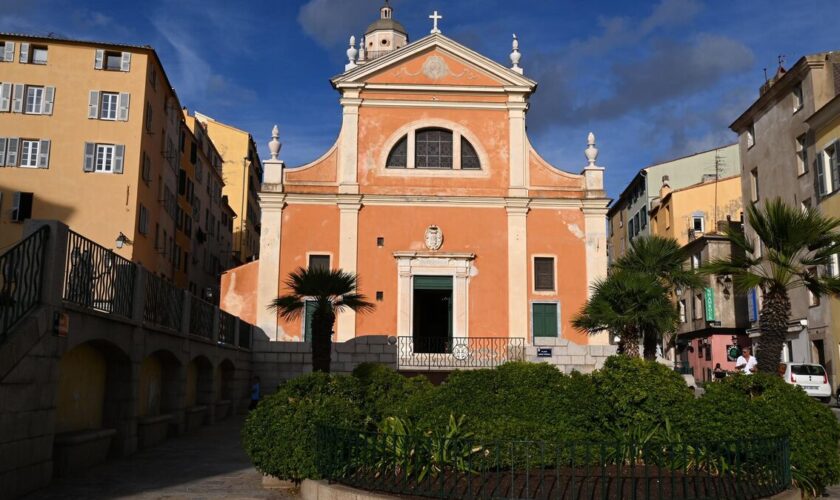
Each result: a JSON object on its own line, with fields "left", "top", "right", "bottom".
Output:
{"left": 25, "top": 416, "right": 294, "bottom": 499}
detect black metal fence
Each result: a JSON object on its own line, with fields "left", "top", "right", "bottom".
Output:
{"left": 143, "top": 271, "right": 183, "bottom": 330}
{"left": 218, "top": 310, "right": 237, "bottom": 345}
{"left": 398, "top": 336, "right": 526, "bottom": 369}
{"left": 64, "top": 230, "right": 135, "bottom": 317}
{"left": 0, "top": 226, "right": 49, "bottom": 341}
{"left": 316, "top": 426, "right": 791, "bottom": 500}
{"left": 189, "top": 295, "right": 215, "bottom": 340}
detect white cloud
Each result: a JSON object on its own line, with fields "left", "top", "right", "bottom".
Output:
{"left": 297, "top": 0, "right": 383, "bottom": 50}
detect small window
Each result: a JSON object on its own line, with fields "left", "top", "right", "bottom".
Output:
{"left": 100, "top": 92, "right": 118, "bottom": 120}
{"left": 534, "top": 257, "right": 555, "bottom": 291}
{"left": 11, "top": 192, "right": 33, "bottom": 222}
{"left": 792, "top": 83, "right": 803, "bottom": 113}
{"left": 796, "top": 134, "right": 807, "bottom": 176}
{"left": 308, "top": 254, "right": 330, "bottom": 271}
{"left": 808, "top": 267, "right": 820, "bottom": 307}
{"left": 142, "top": 152, "right": 152, "bottom": 183}
{"left": 746, "top": 124, "right": 755, "bottom": 149}
{"left": 144, "top": 101, "right": 153, "bottom": 132}
{"left": 31, "top": 46, "right": 48, "bottom": 64}
{"left": 827, "top": 254, "right": 840, "bottom": 278}
{"left": 694, "top": 293, "right": 704, "bottom": 319}
{"left": 750, "top": 168, "right": 759, "bottom": 202}
{"left": 691, "top": 252, "right": 701, "bottom": 269}
{"left": 376, "top": 237, "right": 384, "bottom": 247}
{"left": 692, "top": 215, "right": 704, "bottom": 233}
{"left": 461, "top": 137, "right": 481, "bottom": 169}
{"left": 415, "top": 128, "right": 452, "bottom": 169}
{"left": 95, "top": 144, "right": 116, "bottom": 172}
{"left": 532, "top": 302, "right": 559, "bottom": 338}
{"left": 679, "top": 300, "right": 687, "bottom": 323}
{"left": 628, "top": 219, "right": 634, "bottom": 240}
{"left": 19, "top": 139, "right": 40, "bottom": 168}
{"left": 386, "top": 135, "right": 407, "bottom": 168}
{"left": 138, "top": 205, "right": 149, "bottom": 235}
{"left": 104, "top": 51, "right": 122, "bottom": 71}
{"left": 24, "top": 86, "right": 44, "bottom": 114}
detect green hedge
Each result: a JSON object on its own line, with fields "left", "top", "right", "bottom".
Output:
{"left": 241, "top": 358, "right": 840, "bottom": 491}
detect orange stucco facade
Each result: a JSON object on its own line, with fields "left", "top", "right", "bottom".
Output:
{"left": 221, "top": 29, "right": 610, "bottom": 347}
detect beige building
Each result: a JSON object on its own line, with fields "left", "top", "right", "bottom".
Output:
{"left": 730, "top": 53, "right": 840, "bottom": 370}
{"left": 194, "top": 112, "right": 262, "bottom": 264}
{"left": 0, "top": 33, "right": 231, "bottom": 293}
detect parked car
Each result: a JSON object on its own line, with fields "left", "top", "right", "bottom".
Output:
{"left": 782, "top": 363, "right": 831, "bottom": 403}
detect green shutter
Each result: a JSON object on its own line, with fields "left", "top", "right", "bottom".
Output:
{"left": 304, "top": 301, "right": 316, "bottom": 342}
{"left": 533, "top": 303, "right": 558, "bottom": 338}
{"left": 413, "top": 275, "right": 453, "bottom": 290}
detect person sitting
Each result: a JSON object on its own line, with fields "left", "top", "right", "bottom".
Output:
{"left": 735, "top": 347, "right": 757, "bottom": 375}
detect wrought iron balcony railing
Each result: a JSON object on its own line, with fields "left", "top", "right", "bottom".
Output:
{"left": 397, "top": 336, "right": 525, "bottom": 370}
{"left": 0, "top": 226, "right": 49, "bottom": 341}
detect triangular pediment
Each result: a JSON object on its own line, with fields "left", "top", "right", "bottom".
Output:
{"left": 332, "top": 34, "right": 536, "bottom": 90}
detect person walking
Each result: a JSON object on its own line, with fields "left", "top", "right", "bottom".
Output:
{"left": 735, "top": 347, "right": 758, "bottom": 375}
{"left": 249, "top": 376, "right": 261, "bottom": 410}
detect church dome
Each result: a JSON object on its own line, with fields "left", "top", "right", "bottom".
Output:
{"left": 365, "top": 17, "right": 407, "bottom": 35}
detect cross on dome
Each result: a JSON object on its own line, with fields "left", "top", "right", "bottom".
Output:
{"left": 429, "top": 11, "right": 442, "bottom": 34}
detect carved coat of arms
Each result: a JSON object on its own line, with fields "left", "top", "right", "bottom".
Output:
{"left": 424, "top": 225, "right": 443, "bottom": 251}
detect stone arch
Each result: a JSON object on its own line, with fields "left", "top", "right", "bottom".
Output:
{"left": 138, "top": 349, "right": 182, "bottom": 417}
{"left": 186, "top": 355, "right": 214, "bottom": 408}
{"left": 214, "top": 358, "right": 237, "bottom": 420}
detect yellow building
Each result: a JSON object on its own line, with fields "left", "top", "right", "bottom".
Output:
{"left": 805, "top": 93, "right": 840, "bottom": 385}
{"left": 0, "top": 33, "right": 232, "bottom": 292}
{"left": 648, "top": 174, "right": 743, "bottom": 246}
{"left": 193, "top": 112, "right": 262, "bottom": 264}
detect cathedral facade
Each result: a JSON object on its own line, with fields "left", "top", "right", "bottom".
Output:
{"left": 222, "top": 5, "right": 610, "bottom": 352}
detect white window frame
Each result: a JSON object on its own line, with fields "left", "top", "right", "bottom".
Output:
{"left": 792, "top": 83, "right": 803, "bottom": 113}
{"left": 692, "top": 215, "right": 705, "bottom": 233}
{"left": 99, "top": 92, "right": 118, "bottom": 120}
{"left": 19, "top": 139, "right": 40, "bottom": 168}
{"left": 31, "top": 46, "right": 47, "bottom": 65}
{"left": 24, "top": 86, "right": 44, "bottom": 114}
{"left": 746, "top": 124, "right": 755, "bottom": 149}
{"left": 678, "top": 300, "right": 687, "bottom": 323}
{"left": 95, "top": 144, "right": 116, "bottom": 172}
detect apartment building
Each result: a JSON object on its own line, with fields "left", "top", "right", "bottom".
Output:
{"left": 194, "top": 112, "right": 262, "bottom": 264}
{"left": 606, "top": 143, "right": 740, "bottom": 263}
{"left": 0, "top": 34, "right": 231, "bottom": 292}
{"left": 730, "top": 53, "right": 840, "bottom": 371}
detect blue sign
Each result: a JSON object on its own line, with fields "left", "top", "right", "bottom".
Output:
{"left": 748, "top": 288, "right": 759, "bottom": 322}
{"left": 537, "top": 348, "right": 552, "bottom": 357}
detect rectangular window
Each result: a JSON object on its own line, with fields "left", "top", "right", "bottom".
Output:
{"left": 750, "top": 168, "right": 759, "bottom": 202}
{"left": 808, "top": 267, "right": 820, "bottom": 307}
{"left": 144, "top": 101, "right": 153, "bottom": 132}
{"left": 640, "top": 209, "right": 647, "bottom": 229}
{"left": 100, "top": 92, "right": 118, "bottom": 120}
{"left": 31, "top": 46, "right": 47, "bottom": 64}
{"left": 827, "top": 255, "right": 840, "bottom": 278}
{"left": 792, "top": 83, "right": 803, "bottom": 113}
{"left": 796, "top": 134, "right": 807, "bottom": 176}
{"left": 19, "top": 139, "right": 40, "bottom": 168}
{"left": 694, "top": 293, "right": 704, "bottom": 319}
{"left": 104, "top": 51, "right": 122, "bottom": 71}
{"left": 11, "top": 192, "right": 33, "bottom": 222}
{"left": 692, "top": 215, "right": 704, "bottom": 233}
{"left": 142, "top": 152, "right": 151, "bottom": 183}
{"left": 828, "top": 143, "right": 840, "bottom": 194}
{"left": 679, "top": 300, "right": 687, "bottom": 323}
{"left": 801, "top": 198, "right": 811, "bottom": 212}
{"left": 95, "top": 144, "right": 116, "bottom": 172}
{"left": 138, "top": 204, "right": 148, "bottom": 235}
{"left": 532, "top": 302, "right": 559, "bottom": 338}
{"left": 746, "top": 124, "right": 755, "bottom": 149}
{"left": 534, "top": 257, "right": 555, "bottom": 291}
{"left": 308, "top": 254, "right": 330, "bottom": 271}
{"left": 691, "top": 253, "right": 701, "bottom": 269}
{"left": 24, "top": 86, "right": 44, "bottom": 114}
{"left": 628, "top": 219, "right": 635, "bottom": 240}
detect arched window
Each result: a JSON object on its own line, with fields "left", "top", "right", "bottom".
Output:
{"left": 461, "top": 137, "right": 480, "bottom": 169}
{"left": 386, "top": 135, "right": 407, "bottom": 168}
{"left": 415, "top": 128, "right": 453, "bottom": 169}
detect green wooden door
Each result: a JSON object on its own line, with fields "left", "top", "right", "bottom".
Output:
{"left": 532, "top": 303, "right": 558, "bottom": 338}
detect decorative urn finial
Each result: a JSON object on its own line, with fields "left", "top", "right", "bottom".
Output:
{"left": 585, "top": 132, "right": 598, "bottom": 166}
{"left": 358, "top": 36, "right": 366, "bottom": 62}
{"left": 510, "top": 34, "right": 523, "bottom": 74}
{"left": 345, "top": 35, "right": 358, "bottom": 70}
{"left": 268, "top": 125, "right": 281, "bottom": 160}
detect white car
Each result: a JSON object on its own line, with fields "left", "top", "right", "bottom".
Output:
{"left": 782, "top": 363, "right": 831, "bottom": 403}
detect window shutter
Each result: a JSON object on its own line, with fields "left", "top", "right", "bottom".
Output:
{"left": 534, "top": 257, "right": 555, "bottom": 291}
{"left": 117, "top": 92, "right": 130, "bottom": 121}
{"left": 83, "top": 142, "right": 95, "bottom": 172}
{"left": 94, "top": 49, "right": 104, "bottom": 69}
{"left": 18, "top": 42, "right": 29, "bottom": 63}
{"left": 832, "top": 143, "right": 840, "bottom": 194}
{"left": 533, "top": 303, "right": 558, "bottom": 338}
{"left": 0, "top": 83, "right": 10, "bottom": 112}
{"left": 0, "top": 138, "right": 6, "bottom": 166}
{"left": 88, "top": 90, "right": 99, "bottom": 119}
{"left": 120, "top": 52, "right": 131, "bottom": 72}
{"left": 37, "top": 140, "right": 50, "bottom": 168}
{"left": 11, "top": 84, "right": 24, "bottom": 113}
{"left": 6, "top": 137, "right": 19, "bottom": 166}
{"left": 113, "top": 144, "right": 125, "bottom": 173}
{"left": 3, "top": 42, "right": 14, "bottom": 62}
{"left": 43, "top": 86, "right": 55, "bottom": 115}
{"left": 816, "top": 152, "right": 826, "bottom": 197}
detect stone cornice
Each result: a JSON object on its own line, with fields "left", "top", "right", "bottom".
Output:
{"left": 276, "top": 192, "right": 601, "bottom": 209}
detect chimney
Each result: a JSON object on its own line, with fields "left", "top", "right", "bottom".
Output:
{"left": 659, "top": 175, "right": 672, "bottom": 199}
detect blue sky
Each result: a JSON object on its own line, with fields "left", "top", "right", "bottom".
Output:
{"left": 2, "top": 0, "right": 837, "bottom": 197}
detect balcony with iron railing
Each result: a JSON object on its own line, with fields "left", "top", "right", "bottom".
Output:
{"left": 397, "top": 336, "right": 526, "bottom": 370}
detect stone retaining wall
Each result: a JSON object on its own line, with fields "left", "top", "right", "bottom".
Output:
{"left": 526, "top": 337, "right": 618, "bottom": 373}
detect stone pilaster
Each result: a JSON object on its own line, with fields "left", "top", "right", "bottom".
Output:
{"left": 506, "top": 199, "right": 530, "bottom": 340}
{"left": 336, "top": 198, "right": 362, "bottom": 341}
{"left": 338, "top": 87, "right": 362, "bottom": 194}
{"left": 255, "top": 190, "right": 285, "bottom": 340}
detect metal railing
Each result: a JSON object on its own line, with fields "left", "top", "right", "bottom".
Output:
{"left": 143, "top": 271, "right": 182, "bottom": 330}
{"left": 238, "top": 319, "right": 252, "bottom": 349}
{"left": 0, "top": 226, "right": 49, "bottom": 341}
{"left": 189, "top": 295, "right": 215, "bottom": 340}
{"left": 674, "top": 361, "right": 695, "bottom": 377}
{"left": 316, "top": 426, "right": 791, "bottom": 500}
{"left": 218, "top": 310, "right": 236, "bottom": 344}
{"left": 397, "top": 336, "right": 526, "bottom": 370}
{"left": 64, "top": 230, "right": 135, "bottom": 317}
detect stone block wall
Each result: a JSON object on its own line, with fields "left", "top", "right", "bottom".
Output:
{"left": 525, "top": 337, "right": 618, "bottom": 373}
{"left": 251, "top": 335, "right": 397, "bottom": 393}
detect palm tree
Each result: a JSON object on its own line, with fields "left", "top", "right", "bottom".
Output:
{"left": 572, "top": 269, "right": 679, "bottom": 360}
{"left": 703, "top": 199, "right": 840, "bottom": 374}
{"left": 613, "top": 235, "right": 703, "bottom": 292}
{"left": 270, "top": 267, "right": 374, "bottom": 373}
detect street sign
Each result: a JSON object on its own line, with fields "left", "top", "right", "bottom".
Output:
{"left": 537, "top": 348, "right": 552, "bottom": 357}
{"left": 748, "top": 288, "right": 759, "bottom": 322}
{"left": 704, "top": 287, "right": 715, "bottom": 321}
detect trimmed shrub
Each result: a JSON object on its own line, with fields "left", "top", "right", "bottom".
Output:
{"left": 352, "top": 362, "right": 433, "bottom": 424}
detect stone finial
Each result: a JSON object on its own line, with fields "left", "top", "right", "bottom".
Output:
{"left": 429, "top": 10, "right": 442, "bottom": 34}
{"left": 510, "top": 34, "right": 523, "bottom": 74}
{"left": 345, "top": 35, "right": 358, "bottom": 71}
{"left": 357, "top": 37, "right": 366, "bottom": 63}
{"left": 268, "top": 125, "right": 281, "bottom": 160}
{"left": 585, "top": 132, "right": 598, "bottom": 166}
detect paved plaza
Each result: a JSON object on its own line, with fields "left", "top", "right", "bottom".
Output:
{"left": 25, "top": 416, "right": 292, "bottom": 499}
